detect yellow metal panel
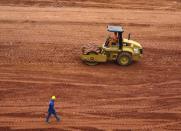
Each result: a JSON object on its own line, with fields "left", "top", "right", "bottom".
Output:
{"left": 81, "top": 54, "right": 107, "bottom": 62}
{"left": 122, "top": 47, "right": 134, "bottom": 54}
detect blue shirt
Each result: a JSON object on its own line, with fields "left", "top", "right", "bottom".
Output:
{"left": 48, "top": 100, "right": 55, "bottom": 113}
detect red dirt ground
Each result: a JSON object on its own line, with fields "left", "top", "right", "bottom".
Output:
{"left": 0, "top": 0, "right": 181, "bottom": 130}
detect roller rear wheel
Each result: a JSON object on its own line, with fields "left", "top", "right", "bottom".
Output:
{"left": 117, "top": 52, "right": 132, "bottom": 66}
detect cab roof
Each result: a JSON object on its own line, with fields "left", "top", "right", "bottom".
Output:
{"left": 107, "top": 25, "right": 124, "bottom": 33}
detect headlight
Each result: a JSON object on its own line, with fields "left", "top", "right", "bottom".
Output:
{"left": 133, "top": 48, "right": 139, "bottom": 54}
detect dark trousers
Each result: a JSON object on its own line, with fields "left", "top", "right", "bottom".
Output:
{"left": 46, "top": 111, "right": 60, "bottom": 122}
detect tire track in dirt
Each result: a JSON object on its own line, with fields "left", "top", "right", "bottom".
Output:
{"left": 0, "top": 2, "right": 181, "bottom": 130}
{"left": 0, "top": 0, "right": 180, "bottom": 11}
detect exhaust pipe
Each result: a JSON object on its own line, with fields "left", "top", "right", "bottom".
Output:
{"left": 128, "top": 33, "right": 131, "bottom": 40}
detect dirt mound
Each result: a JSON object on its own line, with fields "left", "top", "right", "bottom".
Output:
{"left": 0, "top": 0, "right": 180, "bottom": 11}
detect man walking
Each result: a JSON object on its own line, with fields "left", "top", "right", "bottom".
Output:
{"left": 46, "top": 96, "right": 60, "bottom": 123}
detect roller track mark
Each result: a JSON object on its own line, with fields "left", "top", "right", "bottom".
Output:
{"left": 0, "top": 2, "right": 180, "bottom": 130}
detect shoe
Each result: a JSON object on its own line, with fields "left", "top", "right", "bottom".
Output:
{"left": 45, "top": 120, "right": 50, "bottom": 123}
{"left": 57, "top": 117, "right": 60, "bottom": 122}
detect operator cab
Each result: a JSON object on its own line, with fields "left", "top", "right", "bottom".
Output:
{"left": 104, "top": 25, "right": 124, "bottom": 49}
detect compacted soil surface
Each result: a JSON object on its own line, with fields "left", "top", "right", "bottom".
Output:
{"left": 0, "top": 0, "right": 181, "bottom": 130}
